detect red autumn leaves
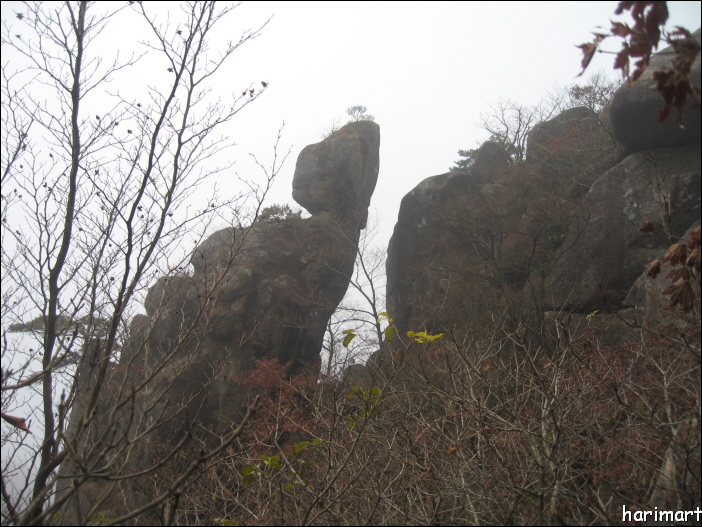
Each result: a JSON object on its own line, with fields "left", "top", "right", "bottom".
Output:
{"left": 578, "top": 1, "right": 701, "bottom": 125}
{"left": 643, "top": 225, "right": 701, "bottom": 312}
{"left": 1, "top": 412, "right": 31, "bottom": 434}
{"left": 578, "top": 1, "right": 669, "bottom": 82}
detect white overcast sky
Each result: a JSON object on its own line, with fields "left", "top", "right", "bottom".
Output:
{"left": 2, "top": 1, "right": 701, "bottom": 253}
{"left": 225, "top": 1, "right": 701, "bottom": 251}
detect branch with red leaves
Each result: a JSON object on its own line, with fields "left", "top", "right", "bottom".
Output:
{"left": 578, "top": 1, "right": 701, "bottom": 124}
{"left": 642, "top": 224, "right": 701, "bottom": 312}
{"left": 1, "top": 412, "right": 31, "bottom": 434}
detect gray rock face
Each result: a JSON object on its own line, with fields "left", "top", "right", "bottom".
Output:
{"left": 384, "top": 105, "right": 622, "bottom": 338}
{"left": 293, "top": 121, "right": 380, "bottom": 229}
{"left": 527, "top": 106, "right": 594, "bottom": 164}
{"left": 385, "top": 164, "right": 539, "bottom": 339}
{"left": 527, "top": 106, "right": 617, "bottom": 199}
{"left": 371, "top": 170, "right": 495, "bottom": 386}
{"left": 609, "top": 28, "right": 701, "bottom": 161}
{"left": 546, "top": 143, "right": 700, "bottom": 312}
{"left": 471, "top": 141, "right": 509, "bottom": 183}
{"left": 385, "top": 80, "right": 700, "bottom": 340}
{"left": 624, "top": 220, "right": 701, "bottom": 324}
{"left": 122, "top": 121, "right": 380, "bottom": 436}
{"left": 386, "top": 171, "right": 479, "bottom": 336}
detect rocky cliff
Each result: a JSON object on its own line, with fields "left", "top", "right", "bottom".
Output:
{"left": 609, "top": 28, "right": 701, "bottom": 161}
{"left": 58, "top": 122, "right": 380, "bottom": 522}
{"left": 546, "top": 29, "right": 701, "bottom": 312}
{"left": 383, "top": 29, "right": 700, "bottom": 354}
{"left": 133, "top": 121, "right": 380, "bottom": 436}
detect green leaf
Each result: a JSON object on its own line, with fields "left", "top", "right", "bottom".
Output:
{"left": 215, "top": 519, "right": 238, "bottom": 526}
{"left": 348, "top": 419, "right": 357, "bottom": 430}
{"left": 87, "top": 513, "right": 114, "bottom": 526}
{"left": 408, "top": 330, "right": 444, "bottom": 343}
{"left": 293, "top": 441, "right": 309, "bottom": 455}
{"left": 370, "top": 387, "right": 382, "bottom": 396}
{"left": 379, "top": 311, "right": 389, "bottom": 318}
{"left": 270, "top": 455, "right": 280, "bottom": 464}
{"left": 271, "top": 463, "right": 283, "bottom": 470}
{"left": 385, "top": 325, "right": 395, "bottom": 341}
{"left": 312, "top": 439, "right": 324, "bottom": 446}
{"left": 242, "top": 473, "right": 255, "bottom": 487}
{"left": 241, "top": 465, "right": 256, "bottom": 476}
{"left": 343, "top": 332, "right": 357, "bottom": 347}
{"left": 586, "top": 310, "right": 599, "bottom": 320}
{"left": 260, "top": 455, "right": 270, "bottom": 463}
{"left": 284, "top": 483, "right": 294, "bottom": 491}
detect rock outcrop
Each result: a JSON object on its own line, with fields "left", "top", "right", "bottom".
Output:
{"left": 386, "top": 171, "right": 478, "bottom": 336}
{"left": 527, "top": 106, "right": 595, "bottom": 165}
{"left": 471, "top": 140, "right": 510, "bottom": 183}
{"left": 624, "top": 219, "right": 701, "bottom": 324}
{"left": 609, "top": 28, "right": 701, "bottom": 161}
{"left": 546, "top": 143, "right": 700, "bottom": 311}
{"left": 384, "top": 29, "right": 701, "bottom": 343}
{"left": 384, "top": 106, "right": 619, "bottom": 339}
{"left": 545, "top": 29, "right": 702, "bottom": 312}
{"left": 526, "top": 105, "right": 616, "bottom": 198}
{"left": 137, "top": 121, "right": 379, "bottom": 436}
{"left": 58, "top": 121, "right": 380, "bottom": 523}
{"left": 293, "top": 123, "right": 379, "bottom": 229}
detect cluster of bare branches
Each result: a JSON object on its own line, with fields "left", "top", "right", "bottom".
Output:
{"left": 1, "top": 2, "right": 282, "bottom": 524}
{"left": 322, "top": 214, "right": 387, "bottom": 377}
{"left": 143, "top": 293, "right": 698, "bottom": 525}
{"left": 451, "top": 71, "right": 620, "bottom": 173}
